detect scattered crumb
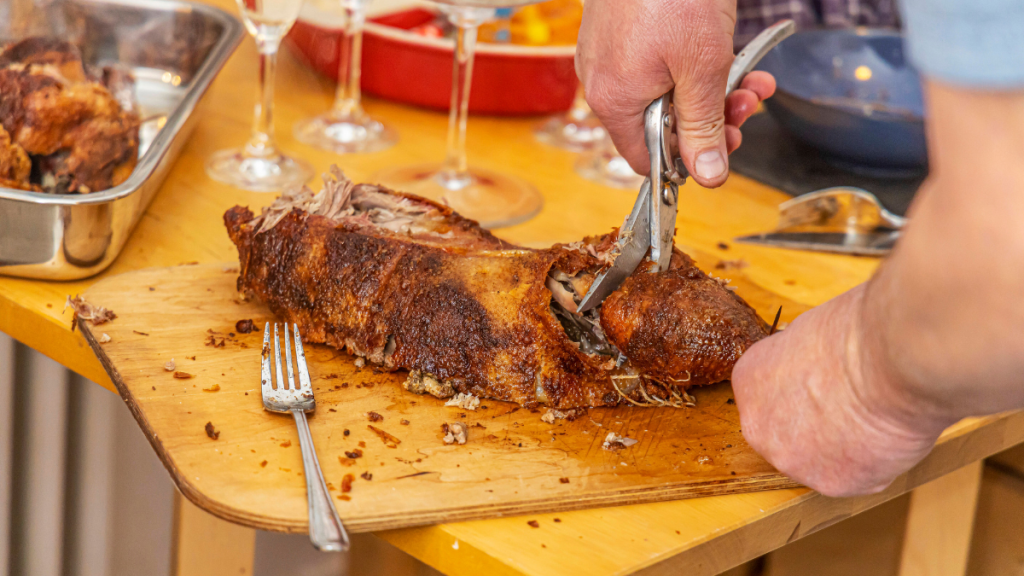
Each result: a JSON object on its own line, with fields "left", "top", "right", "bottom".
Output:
{"left": 527, "top": 520, "right": 540, "bottom": 528}
{"left": 343, "top": 429, "right": 350, "bottom": 436}
{"left": 337, "top": 494, "right": 351, "bottom": 501}
{"left": 717, "top": 242, "right": 730, "bottom": 250}
{"left": 205, "top": 334, "right": 226, "bottom": 348}
{"left": 361, "top": 471, "right": 373, "bottom": 481}
{"left": 148, "top": 287, "right": 155, "bottom": 291}
{"left": 338, "top": 456, "right": 357, "bottom": 467}
{"left": 554, "top": 518, "right": 561, "bottom": 523}
{"left": 133, "top": 330, "right": 150, "bottom": 336}
{"left": 403, "top": 370, "right": 455, "bottom": 399}
{"left": 358, "top": 441, "right": 366, "bottom": 448}
{"left": 152, "top": 386, "right": 155, "bottom": 391}
{"left": 714, "top": 259, "right": 748, "bottom": 271}
{"left": 260, "top": 460, "right": 267, "bottom": 467}
{"left": 328, "top": 408, "right": 337, "bottom": 413}
{"left": 187, "top": 356, "right": 196, "bottom": 361}
{"left": 602, "top": 432, "right": 638, "bottom": 451}
{"left": 442, "top": 422, "right": 468, "bottom": 445}
{"left": 173, "top": 371, "right": 193, "bottom": 379}
{"left": 445, "top": 392, "right": 481, "bottom": 411}
{"left": 164, "top": 359, "right": 176, "bottom": 371}
{"left": 203, "top": 384, "right": 220, "bottom": 392}
{"left": 179, "top": 261, "right": 199, "bottom": 266}
{"left": 354, "top": 357, "right": 365, "bottom": 368}
{"left": 784, "top": 279, "right": 796, "bottom": 285}
{"left": 341, "top": 474, "right": 355, "bottom": 493}
{"left": 367, "top": 425, "right": 401, "bottom": 448}
{"left": 559, "top": 477, "right": 570, "bottom": 484}
{"left": 695, "top": 455, "right": 714, "bottom": 465}
{"left": 204, "top": 422, "right": 219, "bottom": 440}
{"left": 235, "top": 319, "right": 255, "bottom": 334}
{"left": 367, "top": 411, "right": 383, "bottom": 422}
{"left": 98, "top": 333, "right": 111, "bottom": 343}
{"left": 64, "top": 295, "right": 116, "bottom": 332}
{"left": 400, "top": 419, "right": 410, "bottom": 426}
{"left": 726, "top": 398, "right": 735, "bottom": 405}
{"left": 46, "top": 303, "right": 52, "bottom": 308}
{"left": 280, "top": 440, "right": 291, "bottom": 448}
{"left": 344, "top": 449, "right": 363, "bottom": 459}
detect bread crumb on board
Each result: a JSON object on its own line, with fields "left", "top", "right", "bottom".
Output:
{"left": 602, "top": 432, "right": 637, "bottom": 451}
{"left": 445, "top": 392, "right": 480, "bottom": 411}
{"left": 442, "top": 422, "right": 468, "bottom": 445}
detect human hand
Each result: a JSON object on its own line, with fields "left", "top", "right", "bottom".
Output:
{"left": 575, "top": 0, "right": 776, "bottom": 187}
{"left": 730, "top": 285, "right": 954, "bottom": 497}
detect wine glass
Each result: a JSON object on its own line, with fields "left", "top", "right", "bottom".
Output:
{"left": 574, "top": 133, "right": 644, "bottom": 189}
{"left": 372, "top": 2, "right": 543, "bottom": 229}
{"left": 207, "top": 0, "right": 314, "bottom": 192}
{"left": 293, "top": 0, "right": 397, "bottom": 153}
{"left": 534, "top": 84, "right": 606, "bottom": 151}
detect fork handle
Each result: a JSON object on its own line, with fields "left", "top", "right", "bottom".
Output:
{"left": 292, "top": 409, "right": 350, "bottom": 551}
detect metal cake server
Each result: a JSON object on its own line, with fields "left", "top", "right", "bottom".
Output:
{"left": 735, "top": 186, "right": 906, "bottom": 256}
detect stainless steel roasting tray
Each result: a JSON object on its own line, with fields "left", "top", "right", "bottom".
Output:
{"left": 0, "top": 0, "right": 243, "bottom": 280}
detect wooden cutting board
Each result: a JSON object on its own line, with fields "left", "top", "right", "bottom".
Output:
{"left": 80, "top": 255, "right": 808, "bottom": 533}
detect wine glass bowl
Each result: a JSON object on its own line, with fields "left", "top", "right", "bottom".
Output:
{"left": 206, "top": 0, "right": 313, "bottom": 192}
{"left": 534, "top": 85, "right": 606, "bottom": 152}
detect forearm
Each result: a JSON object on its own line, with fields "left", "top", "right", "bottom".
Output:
{"left": 861, "top": 81, "right": 1024, "bottom": 424}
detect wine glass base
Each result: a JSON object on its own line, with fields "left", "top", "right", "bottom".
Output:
{"left": 574, "top": 149, "right": 645, "bottom": 190}
{"left": 372, "top": 163, "right": 543, "bottom": 229}
{"left": 294, "top": 114, "right": 397, "bottom": 154}
{"left": 206, "top": 148, "right": 313, "bottom": 193}
{"left": 533, "top": 115, "right": 606, "bottom": 152}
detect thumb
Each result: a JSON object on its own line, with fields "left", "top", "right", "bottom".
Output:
{"left": 672, "top": 67, "right": 730, "bottom": 188}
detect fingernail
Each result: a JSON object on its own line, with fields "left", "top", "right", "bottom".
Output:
{"left": 695, "top": 150, "right": 726, "bottom": 180}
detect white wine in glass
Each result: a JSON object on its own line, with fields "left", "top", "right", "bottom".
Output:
{"left": 372, "top": 2, "right": 543, "bottom": 229}
{"left": 206, "top": 0, "right": 313, "bottom": 192}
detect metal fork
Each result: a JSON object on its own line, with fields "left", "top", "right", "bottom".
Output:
{"left": 262, "top": 323, "right": 349, "bottom": 551}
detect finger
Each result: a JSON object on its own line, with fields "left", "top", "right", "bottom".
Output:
{"left": 673, "top": 73, "right": 730, "bottom": 188}
{"left": 725, "top": 125, "right": 742, "bottom": 154}
{"left": 724, "top": 89, "right": 760, "bottom": 128}
{"left": 739, "top": 70, "right": 776, "bottom": 100}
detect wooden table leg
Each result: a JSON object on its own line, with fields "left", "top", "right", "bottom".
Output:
{"left": 171, "top": 492, "right": 256, "bottom": 576}
{"left": 898, "top": 461, "right": 984, "bottom": 576}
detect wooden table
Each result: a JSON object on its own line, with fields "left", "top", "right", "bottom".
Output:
{"left": 1, "top": 2, "right": 1019, "bottom": 574}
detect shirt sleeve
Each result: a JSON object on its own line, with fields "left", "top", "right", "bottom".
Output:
{"left": 900, "top": 0, "right": 1024, "bottom": 89}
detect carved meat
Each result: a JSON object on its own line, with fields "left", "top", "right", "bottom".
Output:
{"left": 225, "top": 168, "right": 768, "bottom": 408}
{"left": 0, "top": 38, "right": 139, "bottom": 194}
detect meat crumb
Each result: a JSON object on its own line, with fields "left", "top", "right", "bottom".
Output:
{"left": 344, "top": 449, "right": 363, "bottom": 459}
{"left": 280, "top": 440, "right": 291, "bottom": 448}
{"left": 341, "top": 473, "right": 354, "bottom": 493}
{"left": 343, "top": 429, "right": 350, "bottom": 436}
{"left": 445, "top": 392, "right": 481, "bottom": 411}
{"left": 260, "top": 460, "right": 267, "bottom": 467}
{"left": 235, "top": 319, "right": 255, "bottom": 333}
{"left": 164, "top": 359, "right": 176, "bottom": 371}
{"left": 403, "top": 370, "right": 455, "bottom": 399}
{"left": 98, "top": 333, "right": 111, "bottom": 343}
{"left": 64, "top": 295, "right": 116, "bottom": 332}
{"left": 204, "top": 422, "right": 219, "bottom": 440}
{"left": 400, "top": 419, "right": 410, "bottom": 425}
{"left": 527, "top": 520, "right": 540, "bottom": 528}
{"left": 360, "top": 471, "right": 373, "bottom": 481}
{"left": 559, "top": 477, "right": 570, "bottom": 484}
{"left": 203, "top": 384, "right": 220, "bottom": 392}
{"left": 354, "top": 357, "right": 365, "bottom": 368}
{"left": 173, "top": 371, "right": 193, "bottom": 379}
{"left": 553, "top": 518, "right": 561, "bottom": 523}
{"left": 367, "top": 411, "right": 383, "bottom": 422}
{"left": 717, "top": 242, "right": 730, "bottom": 250}
{"left": 602, "top": 432, "right": 638, "bottom": 451}
{"left": 442, "top": 422, "right": 468, "bottom": 445}
{"left": 367, "top": 425, "right": 401, "bottom": 448}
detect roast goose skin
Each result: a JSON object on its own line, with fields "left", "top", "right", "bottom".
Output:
{"left": 225, "top": 168, "right": 769, "bottom": 408}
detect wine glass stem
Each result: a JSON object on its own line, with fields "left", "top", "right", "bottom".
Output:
{"left": 439, "top": 8, "right": 492, "bottom": 187}
{"left": 246, "top": 39, "right": 281, "bottom": 158}
{"left": 332, "top": 0, "right": 367, "bottom": 119}
{"left": 568, "top": 83, "right": 591, "bottom": 123}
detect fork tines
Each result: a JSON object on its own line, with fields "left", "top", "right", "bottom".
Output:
{"left": 261, "top": 322, "right": 313, "bottom": 398}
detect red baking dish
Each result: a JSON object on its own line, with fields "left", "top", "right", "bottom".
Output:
{"left": 287, "top": 6, "right": 578, "bottom": 115}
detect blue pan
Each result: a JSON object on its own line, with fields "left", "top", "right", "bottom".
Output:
{"left": 756, "top": 29, "right": 927, "bottom": 172}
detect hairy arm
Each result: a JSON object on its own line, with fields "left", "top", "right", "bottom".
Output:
{"left": 732, "top": 81, "right": 1024, "bottom": 496}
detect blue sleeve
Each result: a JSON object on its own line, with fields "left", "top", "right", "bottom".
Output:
{"left": 900, "top": 0, "right": 1024, "bottom": 89}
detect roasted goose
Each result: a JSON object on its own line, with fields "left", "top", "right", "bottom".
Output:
{"left": 225, "top": 169, "right": 769, "bottom": 409}
{"left": 0, "top": 37, "right": 139, "bottom": 194}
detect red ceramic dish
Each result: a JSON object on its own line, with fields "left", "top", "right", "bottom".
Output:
{"left": 287, "top": 7, "right": 578, "bottom": 116}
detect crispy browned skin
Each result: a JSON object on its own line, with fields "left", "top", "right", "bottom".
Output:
{"left": 601, "top": 256, "right": 769, "bottom": 387}
{"left": 225, "top": 173, "right": 769, "bottom": 408}
{"left": 0, "top": 38, "right": 139, "bottom": 194}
